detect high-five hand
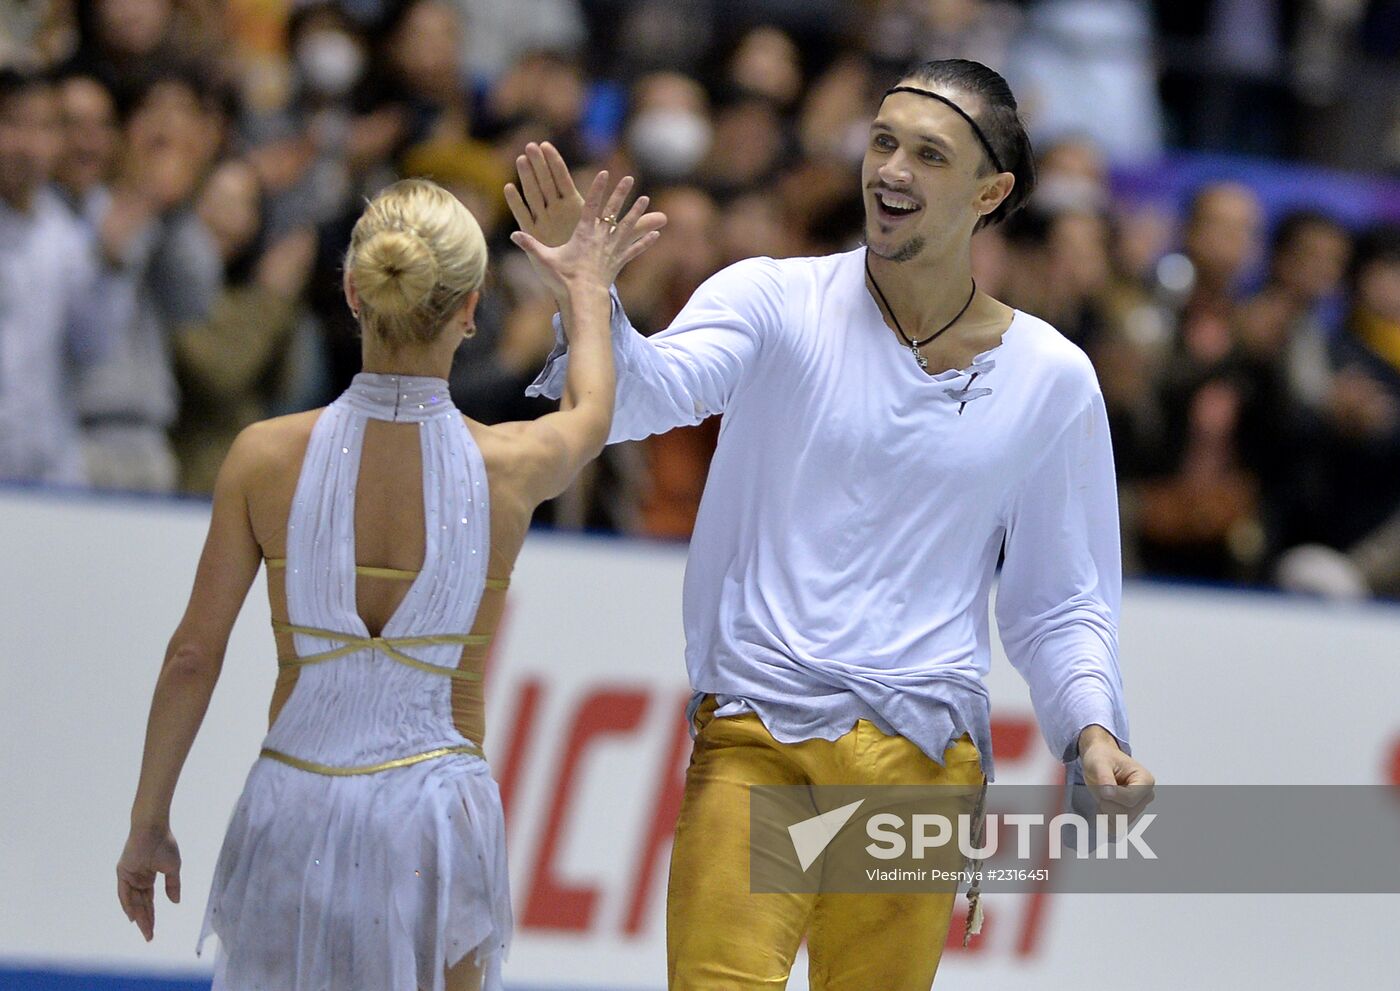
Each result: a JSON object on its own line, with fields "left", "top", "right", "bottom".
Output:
{"left": 509, "top": 170, "right": 666, "bottom": 297}
{"left": 505, "top": 141, "right": 585, "bottom": 249}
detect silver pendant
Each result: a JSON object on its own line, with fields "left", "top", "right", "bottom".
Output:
{"left": 912, "top": 344, "right": 928, "bottom": 370}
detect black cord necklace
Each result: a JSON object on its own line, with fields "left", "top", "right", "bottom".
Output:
{"left": 864, "top": 252, "right": 977, "bottom": 371}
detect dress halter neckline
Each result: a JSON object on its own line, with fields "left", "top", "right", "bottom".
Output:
{"left": 341, "top": 372, "right": 455, "bottom": 422}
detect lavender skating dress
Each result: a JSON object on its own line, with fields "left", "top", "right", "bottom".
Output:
{"left": 199, "top": 373, "right": 511, "bottom": 990}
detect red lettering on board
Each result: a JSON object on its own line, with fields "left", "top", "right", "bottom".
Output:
{"left": 522, "top": 688, "right": 651, "bottom": 931}
{"left": 496, "top": 677, "right": 543, "bottom": 826}
{"left": 991, "top": 717, "right": 1034, "bottom": 762}
{"left": 623, "top": 691, "right": 694, "bottom": 935}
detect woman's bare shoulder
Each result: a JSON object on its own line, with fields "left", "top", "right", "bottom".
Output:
{"left": 226, "top": 409, "right": 326, "bottom": 482}
{"left": 460, "top": 416, "right": 541, "bottom": 496}
{"left": 462, "top": 415, "right": 533, "bottom": 456}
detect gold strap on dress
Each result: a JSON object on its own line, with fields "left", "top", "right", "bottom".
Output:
{"left": 260, "top": 743, "right": 483, "bottom": 776}
{"left": 271, "top": 620, "right": 487, "bottom": 680}
{"left": 356, "top": 563, "right": 421, "bottom": 581}
{"left": 265, "top": 557, "right": 510, "bottom": 590}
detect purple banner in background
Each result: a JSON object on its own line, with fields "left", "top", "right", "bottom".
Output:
{"left": 1112, "top": 151, "right": 1400, "bottom": 229}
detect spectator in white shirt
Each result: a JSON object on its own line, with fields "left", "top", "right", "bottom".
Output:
{"left": 0, "top": 68, "right": 113, "bottom": 485}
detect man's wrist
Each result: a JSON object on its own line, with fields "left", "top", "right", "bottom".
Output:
{"left": 1077, "top": 723, "right": 1120, "bottom": 756}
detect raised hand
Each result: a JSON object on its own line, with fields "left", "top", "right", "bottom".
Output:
{"left": 117, "top": 824, "right": 182, "bottom": 942}
{"left": 504, "top": 142, "right": 585, "bottom": 249}
{"left": 509, "top": 170, "right": 666, "bottom": 299}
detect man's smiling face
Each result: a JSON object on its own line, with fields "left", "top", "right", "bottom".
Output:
{"left": 861, "top": 87, "right": 1002, "bottom": 264}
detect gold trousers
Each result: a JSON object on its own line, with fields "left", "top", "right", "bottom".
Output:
{"left": 667, "top": 695, "right": 985, "bottom": 991}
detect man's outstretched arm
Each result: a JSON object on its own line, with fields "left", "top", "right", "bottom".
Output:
{"left": 507, "top": 142, "right": 783, "bottom": 443}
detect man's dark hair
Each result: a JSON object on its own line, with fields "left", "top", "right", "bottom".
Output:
{"left": 114, "top": 64, "right": 224, "bottom": 124}
{"left": 894, "top": 58, "right": 1036, "bottom": 230}
{"left": 0, "top": 67, "right": 53, "bottom": 115}
{"left": 1269, "top": 208, "right": 1348, "bottom": 258}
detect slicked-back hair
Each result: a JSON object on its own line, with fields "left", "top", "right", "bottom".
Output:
{"left": 893, "top": 58, "right": 1036, "bottom": 231}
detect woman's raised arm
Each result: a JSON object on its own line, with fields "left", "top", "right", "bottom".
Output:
{"left": 503, "top": 170, "right": 666, "bottom": 505}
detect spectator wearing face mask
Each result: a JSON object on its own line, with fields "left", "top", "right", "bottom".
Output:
{"left": 241, "top": 2, "right": 375, "bottom": 233}
{"left": 0, "top": 69, "right": 117, "bottom": 485}
{"left": 623, "top": 72, "right": 714, "bottom": 185}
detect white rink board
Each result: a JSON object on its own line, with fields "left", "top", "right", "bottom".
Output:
{"left": 1, "top": 487, "right": 1398, "bottom": 989}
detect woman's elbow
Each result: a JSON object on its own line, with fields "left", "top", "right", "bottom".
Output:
{"left": 582, "top": 407, "right": 614, "bottom": 460}
{"left": 161, "top": 641, "right": 222, "bottom": 683}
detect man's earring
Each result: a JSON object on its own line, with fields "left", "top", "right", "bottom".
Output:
{"left": 464, "top": 324, "right": 477, "bottom": 339}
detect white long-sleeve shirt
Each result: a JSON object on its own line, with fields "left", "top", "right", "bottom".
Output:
{"left": 0, "top": 188, "right": 118, "bottom": 484}
{"left": 528, "top": 247, "right": 1129, "bottom": 777}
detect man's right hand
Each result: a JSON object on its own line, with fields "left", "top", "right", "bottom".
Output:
{"left": 505, "top": 141, "right": 585, "bottom": 249}
{"left": 508, "top": 170, "right": 663, "bottom": 301}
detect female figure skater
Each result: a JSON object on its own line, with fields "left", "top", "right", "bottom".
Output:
{"left": 115, "top": 171, "right": 664, "bottom": 990}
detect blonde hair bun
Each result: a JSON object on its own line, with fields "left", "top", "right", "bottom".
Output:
{"left": 352, "top": 227, "right": 439, "bottom": 318}
{"left": 345, "top": 178, "right": 488, "bottom": 348}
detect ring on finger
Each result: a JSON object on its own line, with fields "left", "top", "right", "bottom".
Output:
{"left": 601, "top": 213, "right": 619, "bottom": 231}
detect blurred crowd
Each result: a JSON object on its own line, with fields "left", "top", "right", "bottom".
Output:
{"left": 2, "top": 0, "right": 1399, "bottom": 600}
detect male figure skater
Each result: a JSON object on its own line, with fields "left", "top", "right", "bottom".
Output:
{"left": 507, "top": 58, "right": 1154, "bottom": 990}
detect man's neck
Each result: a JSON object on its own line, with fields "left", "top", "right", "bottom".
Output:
{"left": 865, "top": 242, "right": 976, "bottom": 338}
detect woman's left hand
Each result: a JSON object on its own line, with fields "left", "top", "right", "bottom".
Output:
{"left": 509, "top": 170, "right": 666, "bottom": 299}
{"left": 117, "top": 825, "right": 182, "bottom": 942}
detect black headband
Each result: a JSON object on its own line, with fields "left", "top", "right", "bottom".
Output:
{"left": 882, "top": 85, "right": 1005, "bottom": 175}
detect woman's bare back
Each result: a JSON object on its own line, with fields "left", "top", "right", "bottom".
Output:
{"left": 238, "top": 408, "right": 540, "bottom": 733}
